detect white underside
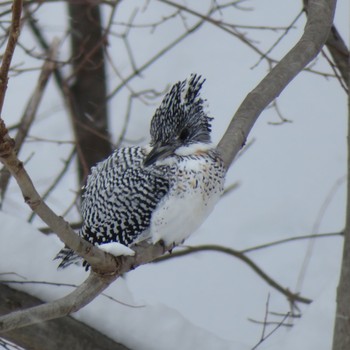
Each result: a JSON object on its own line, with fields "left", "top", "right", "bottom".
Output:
{"left": 150, "top": 186, "right": 220, "bottom": 245}
{"left": 149, "top": 146, "right": 224, "bottom": 245}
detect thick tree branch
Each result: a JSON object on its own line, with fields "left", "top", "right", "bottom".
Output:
{"left": 0, "top": 242, "right": 167, "bottom": 333}
{"left": 0, "top": 273, "right": 113, "bottom": 332}
{"left": 217, "top": 0, "right": 336, "bottom": 168}
{"left": 0, "top": 284, "right": 129, "bottom": 350}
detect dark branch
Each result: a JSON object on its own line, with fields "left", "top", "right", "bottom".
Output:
{"left": 67, "top": 2, "right": 112, "bottom": 182}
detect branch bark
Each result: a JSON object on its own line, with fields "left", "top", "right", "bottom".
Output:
{"left": 217, "top": 0, "right": 336, "bottom": 168}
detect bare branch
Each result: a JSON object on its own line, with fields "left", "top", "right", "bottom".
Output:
{"left": 0, "top": 38, "right": 58, "bottom": 204}
{"left": 303, "top": 0, "right": 349, "bottom": 88}
{"left": 332, "top": 14, "right": 350, "bottom": 350}
{"left": 107, "top": 14, "right": 207, "bottom": 99}
{"left": 0, "top": 241, "right": 168, "bottom": 332}
{"left": 241, "top": 231, "right": 343, "bottom": 253}
{"left": 251, "top": 311, "right": 291, "bottom": 350}
{"left": 0, "top": 122, "right": 116, "bottom": 273}
{"left": 0, "top": 272, "right": 114, "bottom": 333}
{"left": 0, "top": 0, "right": 22, "bottom": 115}
{"left": 325, "top": 25, "right": 349, "bottom": 88}
{"left": 251, "top": 9, "right": 304, "bottom": 69}
{"left": 0, "top": 284, "right": 129, "bottom": 350}
{"left": 217, "top": 0, "right": 336, "bottom": 169}
{"left": 154, "top": 244, "right": 312, "bottom": 304}
{"left": 0, "top": 123, "right": 171, "bottom": 330}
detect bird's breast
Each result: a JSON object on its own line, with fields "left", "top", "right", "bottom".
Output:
{"left": 150, "top": 151, "right": 225, "bottom": 245}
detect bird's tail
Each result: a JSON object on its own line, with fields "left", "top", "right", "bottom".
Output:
{"left": 54, "top": 246, "right": 82, "bottom": 269}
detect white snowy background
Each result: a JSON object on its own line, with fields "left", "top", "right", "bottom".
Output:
{"left": 0, "top": 0, "right": 348, "bottom": 349}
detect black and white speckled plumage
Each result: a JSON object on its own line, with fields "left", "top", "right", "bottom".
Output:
{"left": 56, "top": 74, "right": 225, "bottom": 269}
{"left": 80, "top": 147, "right": 171, "bottom": 246}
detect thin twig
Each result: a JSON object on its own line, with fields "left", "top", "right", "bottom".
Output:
{"left": 261, "top": 294, "right": 270, "bottom": 340}
{"left": 217, "top": 0, "right": 336, "bottom": 168}
{"left": 251, "top": 312, "right": 291, "bottom": 350}
{"left": 321, "top": 48, "right": 348, "bottom": 93}
{"left": 107, "top": 9, "right": 210, "bottom": 100}
{"left": 251, "top": 10, "right": 304, "bottom": 69}
{"left": 241, "top": 231, "right": 343, "bottom": 253}
{"left": 296, "top": 175, "right": 346, "bottom": 292}
{"left": 268, "top": 100, "right": 293, "bottom": 125}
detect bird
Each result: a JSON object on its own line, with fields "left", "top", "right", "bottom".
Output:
{"left": 56, "top": 74, "right": 225, "bottom": 269}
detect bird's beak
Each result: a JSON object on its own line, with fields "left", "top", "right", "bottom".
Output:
{"left": 143, "top": 142, "right": 178, "bottom": 167}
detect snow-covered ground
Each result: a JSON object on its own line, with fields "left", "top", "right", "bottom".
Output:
{"left": 0, "top": 0, "right": 348, "bottom": 349}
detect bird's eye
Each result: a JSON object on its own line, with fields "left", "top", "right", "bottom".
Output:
{"left": 179, "top": 128, "right": 189, "bottom": 141}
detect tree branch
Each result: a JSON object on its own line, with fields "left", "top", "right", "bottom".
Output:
{"left": 0, "top": 119, "right": 173, "bottom": 277}
{"left": 0, "top": 0, "right": 22, "bottom": 116}
{"left": 332, "top": 21, "right": 350, "bottom": 350}
{"left": 241, "top": 231, "right": 343, "bottom": 253}
{"left": 0, "top": 122, "right": 116, "bottom": 273}
{"left": 303, "top": 0, "right": 349, "bottom": 88}
{"left": 0, "top": 273, "right": 113, "bottom": 332}
{"left": 0, "top": 38, "right": 59, "bottom": 204}
{"left": 217, "top": 0, "right": 336, "bottom": 168}
{"left": 154, "top": 245, "right": 312, "bottom": 304}
{"left": 0, "top": 284, "right": 129, "bottom": 350}
{"left": 0, "top": 242, "right": 167, "bottom": 333}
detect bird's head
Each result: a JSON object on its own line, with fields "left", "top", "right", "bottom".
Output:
{"left": 144, "top": 74, "right": 212, "bottom": 167}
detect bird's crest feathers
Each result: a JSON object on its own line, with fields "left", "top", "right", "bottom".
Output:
{"left": 150, "top": 74, "right": 212, "bottom": 146}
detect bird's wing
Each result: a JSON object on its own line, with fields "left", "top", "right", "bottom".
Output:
{"left": 80, "top": 146, "right": 171, "bottom": 246}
